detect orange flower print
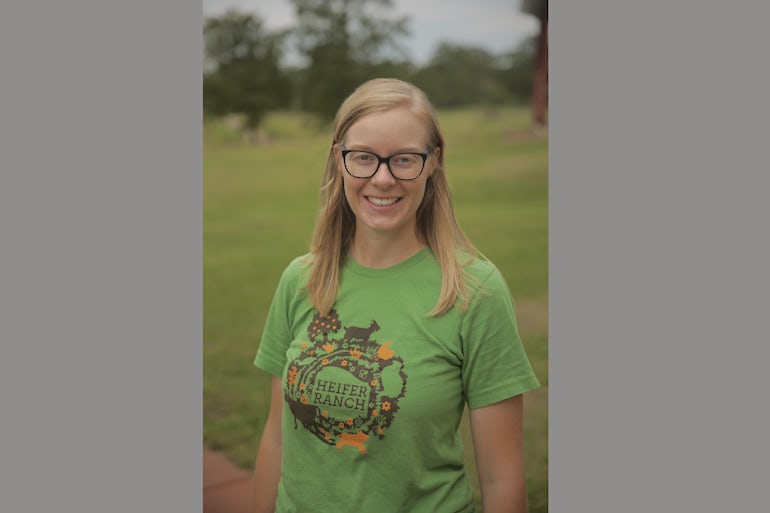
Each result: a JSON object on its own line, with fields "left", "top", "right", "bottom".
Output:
{"left": 382, "top": 401, "right": 391, "bottom": 411}
{"left": 299, "top": 383, "right": 306, "bottom": 390}
{"left": 338, "top": 422, "right": 345, "bottom": 429}
{"left": 377, "top": 427, "right": 384, "bottom": 436}
{"left": 349, "top": 348, "right": 362, "bottom": 358}
{"left": 301, "top": 342, "right": 307, "bottom": 350}
{"left": 322, "top": 358, "right": 329, "bottom": 365}
{"left": 371, "top": 409, "right": 379, "bottom": 416}
{"left": 309, "top": 350, "right": 315, "bottom": 356}
{"left": 325, "top": 432, "right": 332, "bottom": 440}
{"left": 341, "top": 360, "right": 348, "bottom": 367}
{"left": 301, "top": 394, "right": 308, "bottom": 404}
{"left": 346, "top": 418, "right": 353, "bottom": 426}
{"left": 321, "top": 410, "right": 328, "bottom": 418}
{"left": 322, "top": 343, "right": 334, "bottom": 353}
{"left": 370, "top": 379, "right": 378, "bottom": 387}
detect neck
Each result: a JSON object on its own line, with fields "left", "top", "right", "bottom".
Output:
{"left": 349, "top": 227, "right": 425, "bottom": 269}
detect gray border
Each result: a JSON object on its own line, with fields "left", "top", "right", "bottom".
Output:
{"left": 0, "top": 2, "right": 201, "bottom": 511}
{"left": 551, "top": 2, "right": 770, "bottom": 511}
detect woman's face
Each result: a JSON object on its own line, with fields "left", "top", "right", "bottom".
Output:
{"left": 340, "top": 107, "right": 438, "bottom": 243}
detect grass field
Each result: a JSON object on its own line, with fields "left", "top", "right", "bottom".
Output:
{"left": 203, "top": 105, "right": 548, "bottom": 512}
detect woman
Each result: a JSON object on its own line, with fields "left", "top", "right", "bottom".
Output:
{"left": 251, "top": 78, "right": 540, "bottom": 513}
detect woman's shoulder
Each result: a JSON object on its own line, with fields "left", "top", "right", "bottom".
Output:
{"left": 286, "top": 253, "right": 312, "bottom": 271}
{"left": 459, "top": 251, "right": 498, "bottom": 279}
{"left": 277, "top": 253, "right": 312, "bottom": 285}
{"left": 459, "top": 252, "right": 509, "bottom": 297}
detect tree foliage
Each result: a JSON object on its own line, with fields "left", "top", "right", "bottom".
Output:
{"left": 201, "top": 4, "right": 540, "bottom": 126}
{"left": 499, "top": 36, "right": 537, "bottom": 104}
{"left": 412, "top": 44, "right": 505, "bottom": 108}
{"left": 203, "top": 10, "right": 290, "bottom": 130}
{"left": 521, "top": 0, "right": 547, "bottom": 20}
{"left": 289, "top": 0, "right": 409, "bottom": 121}
{"left": 411, "top": 38, "right": 535, "bottom": 108}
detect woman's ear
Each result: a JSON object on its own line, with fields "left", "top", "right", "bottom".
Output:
{"left": 333, "top": 144, "right": 345, "bottom": 176}
{"left": 426, "top": 146, "right": 441, "bottom": 178}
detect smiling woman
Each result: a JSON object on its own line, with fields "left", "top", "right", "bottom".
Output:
{"left": 249, "top": 78, "right": 541, "bottom": 513}
{"left": 339, "top": 107, "right": 440, "bottom": 266}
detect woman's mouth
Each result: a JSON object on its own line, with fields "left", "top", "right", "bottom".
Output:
{"left": 366, "top": 196, "right": 401, "bottom": 207}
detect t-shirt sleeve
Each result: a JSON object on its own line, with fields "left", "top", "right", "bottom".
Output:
{"left": 253, "top": 258, "right": 304, "bottom": 377}
{"left": 460, "top": 265, "right": 541, "bottom": 409}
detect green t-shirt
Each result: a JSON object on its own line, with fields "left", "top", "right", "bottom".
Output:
{"left": 254, "top": 248, "right": 540, "bottom": 513}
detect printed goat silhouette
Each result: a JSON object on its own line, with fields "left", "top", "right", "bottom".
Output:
{"left": 343, "top": 320, "right": 379, "bottom": 341}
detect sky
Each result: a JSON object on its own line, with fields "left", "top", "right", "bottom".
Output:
{"left": 202, "top": 0, "right": 539, "bottom": 65}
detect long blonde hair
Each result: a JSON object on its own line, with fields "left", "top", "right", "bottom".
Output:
{"left": 305, "top": 78, "right": 480, "bottom": 317}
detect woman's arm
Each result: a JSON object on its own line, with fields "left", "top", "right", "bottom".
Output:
{"left": 469, "top": 394, "right": 528, "bottom": 513}
{"left": 250, "top": 376, "right": 283, "bottom": 513}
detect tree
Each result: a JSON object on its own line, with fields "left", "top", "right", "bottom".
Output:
{"left": 203, "top": 10, "right": 290, "bottom": 132}
{"left": 499, "top": 36, "right": 537, "bottom": 104}
{"left": 289, "top": 0, "right": 409, "bottom": 121}
{"left": 413, "top": 43, "right": 509, "bottom": 108}
{"left": 521, "top": 0, "right": 548, "bottom": 131}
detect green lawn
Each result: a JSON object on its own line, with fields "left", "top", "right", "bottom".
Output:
{"left": 204, "top": 106, "right": 548, "bottom": 512}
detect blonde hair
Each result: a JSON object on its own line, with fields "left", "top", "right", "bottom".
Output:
{"left": 305, "top": 78, "right": 480, "bottom": 317}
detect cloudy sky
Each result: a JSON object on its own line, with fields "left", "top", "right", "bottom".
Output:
{"left": 202, "top": 0, "right": 539, "bottom": 64}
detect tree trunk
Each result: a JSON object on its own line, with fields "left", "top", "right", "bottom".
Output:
{"left": 532, "top": 10, "right": 548, "bottom": 133}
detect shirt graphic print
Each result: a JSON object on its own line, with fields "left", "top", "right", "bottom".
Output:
{"left": 284, "top": 309, "right": 408, "bottom": 455}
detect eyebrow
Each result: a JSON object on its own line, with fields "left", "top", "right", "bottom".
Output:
{"left": 342, "top": 143, "right": 426, "bottom": 154}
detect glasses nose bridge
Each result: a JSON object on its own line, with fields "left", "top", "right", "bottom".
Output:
{"left": 372, "top": 153, "right": 396, "bottom": 180}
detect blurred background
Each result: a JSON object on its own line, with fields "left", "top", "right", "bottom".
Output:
{"left": 203, "top": 0, "right": 548, "bottom": 511}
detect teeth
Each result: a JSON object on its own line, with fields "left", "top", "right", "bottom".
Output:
{"left": 368, "top": 197, "right": 399, "bottom": 206}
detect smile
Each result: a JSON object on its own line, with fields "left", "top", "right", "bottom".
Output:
{"left": 366, "top": 196, "right": 401, "bottom": 207}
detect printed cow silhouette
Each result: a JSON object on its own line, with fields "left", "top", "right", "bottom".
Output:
{"left": 285, "top": 392, "right": 320, "bottom": 431}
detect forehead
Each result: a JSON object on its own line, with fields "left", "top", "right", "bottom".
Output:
{"left": 344, "top": 107, "right": 429, "bottom": 151}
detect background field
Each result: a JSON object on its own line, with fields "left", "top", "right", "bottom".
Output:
{"left": 203, "top": 106, "right": 548, "bottom": 512}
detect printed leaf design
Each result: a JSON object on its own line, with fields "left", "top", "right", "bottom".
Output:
{"left": 287, "top": 365, "right": 299, "bottom": 386}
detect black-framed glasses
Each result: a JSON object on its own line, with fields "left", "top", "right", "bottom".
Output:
{"left": 340, "top": 144, "right": 432, "bottom": 181}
